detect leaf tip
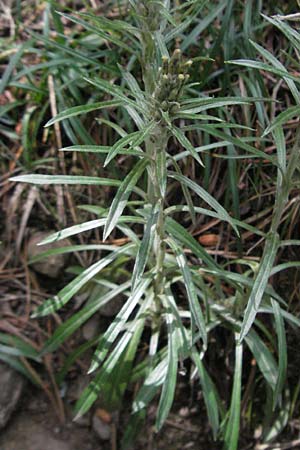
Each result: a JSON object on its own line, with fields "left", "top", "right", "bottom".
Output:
{"left": 44, "top": 119, "right": 52, "bottom": 128}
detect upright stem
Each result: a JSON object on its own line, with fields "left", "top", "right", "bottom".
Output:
{"left": 140, "top": 15, "right": 169, "bottom": 311}
{"left": 146, "top": 126, "right": 168, "bottom": 306}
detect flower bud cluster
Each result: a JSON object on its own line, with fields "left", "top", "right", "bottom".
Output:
{"left": 152, "top": 49, "right": 192, "bottom": 120}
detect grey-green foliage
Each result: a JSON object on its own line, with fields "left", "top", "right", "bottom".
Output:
{"left": 9, "top": 2, "right": 300, "bottom": 449}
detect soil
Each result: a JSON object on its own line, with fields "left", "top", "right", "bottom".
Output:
{"left": 0, "top": 388, "right": 108, "bottom": 450}
{"left": 0, "top": 384, "right": 217, "bottom": 450}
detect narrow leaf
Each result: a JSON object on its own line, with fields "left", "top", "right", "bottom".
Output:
{"left": 168, "top": 124, "right": 204, "bottom": 166}
{"left": 44, "top": 100, "right": 121, "bottom": 127}
{"left": 32, "top": 244, "right": 134, "bottom": 317}
{"left": 192, "top": 348, "right": 219, "bottom": 439}
{"left": 169, "top": 172, "right": 239, "bottom": 235}
{"left": 271, "top": 299, "right": 287, "bottom": 408}
{"left": 223, "top": 338, "right": 243, "bottom": 450}
{"left": 132, "top": 206, "right": 159, "bottom": 290}
{"left": 104, "top": 158, "right": 149, "bottom": 240}
{"left": 239, "top": 233, "right": 279, "bottom": 342}
{"left": 89, "top": 277, "right": 152, "bottom": 373}
{"left": 227, "top": 59, "right": 300, "bottom": 83}
{"left": 167, "top": 237, "right": 207, "bottom": 348}
{"left": 263, "top": 105, "right": 300, "bottom": 137}
{"left": 42, "top": 281, "right": 131, "bottom": 353}
{"left": 155, "top": 297, "right": 178, "bottom": 431}
{"left": 10, "top": 174, "right": 121, "bottom": 186}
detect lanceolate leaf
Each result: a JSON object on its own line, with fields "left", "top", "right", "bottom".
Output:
{"left": 156, "top": 150, "right": 167, "bottom": 197}
{"left": 165, "top": 217, "right": 220, "bottom": 270}
{"left": 133, "top": 358, "right": 168, "bottom": 413}
{"left": 262, "top": 105, "right": 300, "bottom": 137}
{"left": 104, "top": 158, "right": 149, "bottom": 240}
{"left": 84, "top": 77, "right": 147, "bottom": 115}
{"left": 44, "top": 100, "right": 121, "bottom": 127}
{"left": 10, "top": 174, "right": 121, "bottom": 186}
{"left": 263, "top": 13, "right": 300, "bottom": 60}
{"left": 75, "top": 295, "right": 151, "bottom": 419}
{"left": 88, "top": 277, "right": 152, "bottom": 373}
{"left": 119, "top": 65, "right": 146, "bottom": 104}
{"left": 245, "top": 329, "right": 278, "bottom": 391}
{"left": 58, "top": 12, "right": 135, "bottom": 53}
{"left": 195, "top": 125, "right": 276, "bottom": 163}
{"left": 180, "top": 97, "right": 252, "bottom": 114}
{"left": 80, "top": 12, "right": 140, "bottom": 39}
{"left": 168, "top": 124, "right": 204, "bottom": 166}
{"left": 38, "top": 216, "right": 145, "bottom": 245}
{"left": 29, "top": 244, "right": 120, "bottom": 263}
{"left": 60, "top": 145, "right": 142, "bottom": 157}
{"left": 167, "top": 237, "right": 207, "bottom": 349}
{"left": 169, "top": 156, "right": 196, "bottom": 224}
{"left": 169, "top": 172, "right": 239, "bottom": 235}
{"left": 227, "top": 59, "right": 300, "bottom": 83}
{"left": 32, "top": 243, "right": 135, "bottom": 317}
{"left": 42, "top": 281, "right": 131, "bottom": 353}
{"left": 249, "top": 39, "right": 300, "bottom": 105}
{"left": 104, "top": 121, "right": 155, "bottom": 167}
{"left": 154, "top": 30, "right": 170, "bottom": 58}
{"left": 223, "top": 338, "right": 243, "bottom": 450}
{"left": 155, "top": 296, "right": 179, "bottom": 431}
{"left": 192, "top": 348, "right": 219, "bottom": 439}
{"left": 239, "top": 233, "right": 279, "bottom": 342}
{"left": 165, "top": 287, "right": 189, "bottom": 358}
{"left": 132, "top": 205, "right": 159, "bottom": 290}
{"left": 271, "top": 299, "right": 287, "bottom": 408}
{"left": 104, "top": 131, "right": 143, "bottom": 166}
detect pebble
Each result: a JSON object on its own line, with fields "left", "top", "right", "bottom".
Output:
{"left": 92, "top": 413, "right": 111, "bottom": 441}
{"left": 27, "top": 230, "right": 70, "bottom": 278}
{"left": 0, "top": 363, "right": 24, "bottom": 429}
{"left": 82, "top": 315, "right": 101, "bottom": 341}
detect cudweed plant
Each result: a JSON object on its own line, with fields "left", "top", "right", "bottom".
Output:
{"left": 10, "top": 2, "right": 300, "bottom": 449}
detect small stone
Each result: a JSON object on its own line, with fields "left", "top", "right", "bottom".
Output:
{"left": 82, "top": 315, "right": 101, "bottom": 341}
{"left": 27, "top": 230, "right": 70, "bottom": 278}
{"left": 179, "top": 407, "right": 189, "bottom": 418}
{"left": 0, "top": 363, "right": 24, "bottom": 429}
{"left": 92, "top": 413, "right": 111, "bottom": 441}
{"left": 254, "top": 425, "right": 262, "bottom": 439}
{"left": 99, "top": 295, "right": 124, "bottom": 317}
